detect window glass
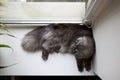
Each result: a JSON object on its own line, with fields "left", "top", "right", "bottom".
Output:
{"left": 0, "top": 0, "right": 89, "bottom": 23}
{"left": 6, "top": 0, "right": 85, "bottom": 2}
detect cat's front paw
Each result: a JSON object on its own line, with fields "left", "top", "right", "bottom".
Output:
{"left": 85, "top": 65, "right": 91, "bottom": 72}
{"left": 42, "top": 55, "right": 48, "bottom": 61}
{"left": 42, "top": 50, "right": 49, "bottom": 61}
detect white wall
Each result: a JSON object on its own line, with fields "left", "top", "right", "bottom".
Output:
{"left": 93, "top": 0, "right": 120, "bottom": 80}
{"left": 0, "top": 26, "right": 94, "bottom": 75}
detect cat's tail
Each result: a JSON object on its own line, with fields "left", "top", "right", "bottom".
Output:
{"left": 21, "top": 34, "right": 41, "bottom": 52}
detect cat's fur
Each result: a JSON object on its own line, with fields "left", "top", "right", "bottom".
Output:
{"left": 21, "top": 23, "right": 96, "bottom": 72}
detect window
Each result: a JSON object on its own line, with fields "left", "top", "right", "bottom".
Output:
{"left": 0, "top": 0, "right": 92, "bottom": 24}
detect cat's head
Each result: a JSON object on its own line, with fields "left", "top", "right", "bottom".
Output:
{"left": 71, "top": 36, "right": 88, "bottom": 56}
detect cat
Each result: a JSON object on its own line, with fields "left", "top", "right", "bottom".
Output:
{"left": 21, "top": 23, "right": 96, "bottom": 72}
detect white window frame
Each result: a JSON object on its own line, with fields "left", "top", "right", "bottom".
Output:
{"left": 85, "top": 0, "right": 113, "bottom": 25}
{"left": 0, "top": 2, "right": 85, "bottom": 26}
{"left": 0, "top": 0, "right": 111, "bottom": 26}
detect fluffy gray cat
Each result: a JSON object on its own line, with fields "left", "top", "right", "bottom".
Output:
{"left": 21, "top": 23, "right": 96, "bottom": 72}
